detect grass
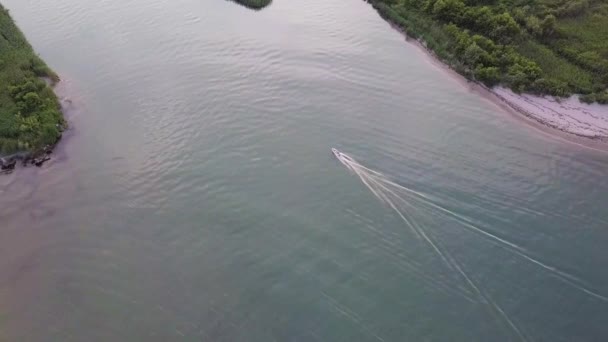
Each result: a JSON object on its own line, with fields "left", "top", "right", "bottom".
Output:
{"left": 557, "top": 12, "right": 608, "bottom": 58}
{"left": 0, "top": 4, "right": 64, "bottom": 155}
{"left": 516, "top": 39, "right": 594, "bottom": 92}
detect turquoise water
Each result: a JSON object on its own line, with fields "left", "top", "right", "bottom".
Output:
{"left": 1, "top": 0, "right": 608, "bottom": 340}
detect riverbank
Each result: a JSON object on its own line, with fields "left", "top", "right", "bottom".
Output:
{"left": 0, "top": 4, "right": 65, "bottom": 171}
{"left": 367, "top": 0, "right": 608, "bottom": 146}
{"left": 368, "top": 0, "right": 608, "bottom": 102}
{"left": 490, "top": 88, "right": 608, "bottom": 140}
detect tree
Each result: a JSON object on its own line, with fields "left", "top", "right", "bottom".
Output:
{"left": 462, "top": 6, "right": 495, "bottom": 35}
{"left": 18, "top": 115, "right": 40, "bottom": 134}
{"left": 444, "top": 24, "right": 474, "bottom": 55}
{"left": 507, "top": 60, "right": 541, "bottom": 91}
{"left": 540, "top": 14, "right": 556, "bottom": 37}
{"left": 596, "top": 91, "right": 608, "bottom": 104}
{"left": 423, "top": 0, "right": 436, "bottom": 14}
{"left": 556, "top": 0, "right": 589, "bottom": 18}
{"left": 464, "top": 0, "right": 496, "bottom": 5}
{"left": 463, "top": 42, "right": 486, "bottom": 67}
{"left": 18, "top": 92, "right": 43, "bottom": 115}
{"left": 491, "top": 12, "right": 521, "bottom": 43}
{"left": 475, "top": 66, "right": 501, "bottom": 85}
{"left": 40, "top": 124, "right": 60, "bottom": 145}
{"left": 525, "top": 16, "right": 542, "bottom": 36}
{"left": 531, "top": 78, "right": 569, "bottom": 97}
{"left": 472, "top": 34, "right": 496, "bottom": 53}
{"left": 493, "top": 45, "right": 519, "bottom": 69}
{"left": 511, "top": 8, "right": 527, "bottom": 24}
{"left": 432, "top": 0, "right": 466, "bottom": 23}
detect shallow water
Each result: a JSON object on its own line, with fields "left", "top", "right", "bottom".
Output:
{"left": 1, "top": 0, "right": 608, "bottom": 340}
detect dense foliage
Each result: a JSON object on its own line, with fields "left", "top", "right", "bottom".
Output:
{"left": 232, "top": 0, "right": 272, "bottom": 10}
{"left": 0, "top": 5, "right": 64, "bottom": 154}
{"left": 372, "top": 0, "right": 608, "bottom": 102}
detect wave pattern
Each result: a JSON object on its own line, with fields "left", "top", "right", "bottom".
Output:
{"left": 1, "top": 0, "right": 608, "bottom": 340}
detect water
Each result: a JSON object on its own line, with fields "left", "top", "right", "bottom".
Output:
{"left": 1, "top": 0, "right": 607, "bottom": 340}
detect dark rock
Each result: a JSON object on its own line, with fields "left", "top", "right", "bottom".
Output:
{"left": 1, "top": 157, "right": 16, "bottom": 170}
{"left": 34, "top": 156, "right": 51, "bottom": 167}
{"left": 43, "top": 145, "right": 53, "bottom": 154}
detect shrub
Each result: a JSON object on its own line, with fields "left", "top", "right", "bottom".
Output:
{"left": 491, "top": 12, "right": 521, "bottom": 43}
{"left": 540, "top": 15, "right": 556, "bottom": 37}
{"left": 472, "top": 34, "right": 496, "bottom": 52}
{"left": 432, "top": 0, "right": 466, "bottom": 22}
{"left": 531, "top": 78, "right": 570, "bottom": 97}
{"left": 462, "top": 6, "right": 495, "bottom": 35}
{"left": 475, "top": 66, "right": 501, "bottom": 85}
{"left": 555, "top": 0, "right": 589, "bottom": 18}
{"left": 525, "top": 16, "right": 542, "bottom": 36}
{"left": 596, "top": 91, "right": 608, "bottom": 104}
{"left": 463, "top": 42, "right": 486, "bottom": 66}
{"left": 18, "top": 92, "right": 43, "bottom": 115}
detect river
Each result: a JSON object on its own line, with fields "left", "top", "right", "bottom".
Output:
{"left": 1, "top": 0, "right": 608, "bottom": 340}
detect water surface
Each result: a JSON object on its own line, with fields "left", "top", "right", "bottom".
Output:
{"left": 1, "top": 0, "right": 608, "bottom": 340}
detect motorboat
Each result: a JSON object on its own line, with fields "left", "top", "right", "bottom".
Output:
{"left": 331, "top": 148, "right": 353, "bottom": 162}
{"left": 331, "top": 148, "right": 340, "bottom": 159}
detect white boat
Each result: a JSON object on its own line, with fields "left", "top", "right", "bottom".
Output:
{"left": 331, "top": 148, "right": 340, "bottom": 159}
{"left": 331, "top": 148, "right": 353, "bottom": 162}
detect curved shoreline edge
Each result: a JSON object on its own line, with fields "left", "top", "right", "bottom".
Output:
{"left": 0, "top": 5, "right": 66, "bottom": 172}
{"left": 366, "top": 1, "right": 608, "bottom": 150}
{"left": 0, "top": 79, "right": 66, "bottom": 150}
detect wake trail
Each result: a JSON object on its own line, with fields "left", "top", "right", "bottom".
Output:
{"left": 346, "top": 159, "right": 491, "bottom": 278}
{"left": 351, "top": 166, "right": 489, "bottom": 303}
{"left": 347, "top": 162, "right": 476, "bottom": 301}
{"left": 402, "top": 187, "right": 605, "bottom": 300}
{"left": 321, "top": 292, "right": 387, "bottom": 342}
{"left": 359, "top": 222, "right": 477, "bottom": 302}
{"left": 364, "top": 168, "right": 600, "bottom": 296}
{"left": 368, "top": 173, "right": 526, "bottom": 252}
{"left": 334, "top": 150, "right": 608, "bottom": 304}
{"left": 363, "top": 174, "right": 458, "bottom": 272}
{"left": 362, "top": 170, "right": 527, "bottom": 341}
{"left": 347, "top": 161, "right": 542, "bottom": 278}
{"left": 351, "top": 166, "right": 422, "bottom": 239}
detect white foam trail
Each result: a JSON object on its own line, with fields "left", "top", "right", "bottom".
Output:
{"left": 363, "top": 173, "right": 458, "bottom": 272}
{"left": 392, "top": 186, "right": 601, "bottom": 296}
{"left": 334, "top": 150, "right": 608, "bottom": 304}
{"left": 353, "top": 168, "right": 526, "bottom": 252}
{"left": 322, "top": 292, "right": 387, "bottom": 342}
{"left": 350, "top": 166, "right": 422, "bottom": 239}
{"left": 383, "top": 180, "right": 526, "bottom": 252}
{"left": 362, "top": 165, "right": 595, "bottom": 288}
{"left": 359, "top": 221, "right": 477, "bottom": 302}
{"left": 342, "top": 159, "right": 476, "bottom": 301}
{"left": 359, "top": 167, "right": 527, "bottom": 340}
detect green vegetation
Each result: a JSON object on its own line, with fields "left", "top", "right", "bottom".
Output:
{"left": 371, "top": 0, "right": 608, "bottom": 102}
{"left": 232, "top": 0, "right": 272, "bottom": 10}
{"left": 0, "top": 4, "right": 64, "bottom": 155}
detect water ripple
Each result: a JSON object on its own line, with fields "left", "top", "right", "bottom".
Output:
{"left": 2, "top": 0, "right": 608, "bottom": 340}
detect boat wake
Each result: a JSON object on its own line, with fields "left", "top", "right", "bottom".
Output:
{"left": 332, "top": 148, "right": 608, "bottom": 340}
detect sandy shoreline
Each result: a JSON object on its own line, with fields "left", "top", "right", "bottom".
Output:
{"left": 480, "top": 86, "right": 608, "bottom": 152}
{"left": 489, "top": 88, "right": 608, "bottom": 140}
{"left": 379, "top": 11, "right": 608, "bottom": 151}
